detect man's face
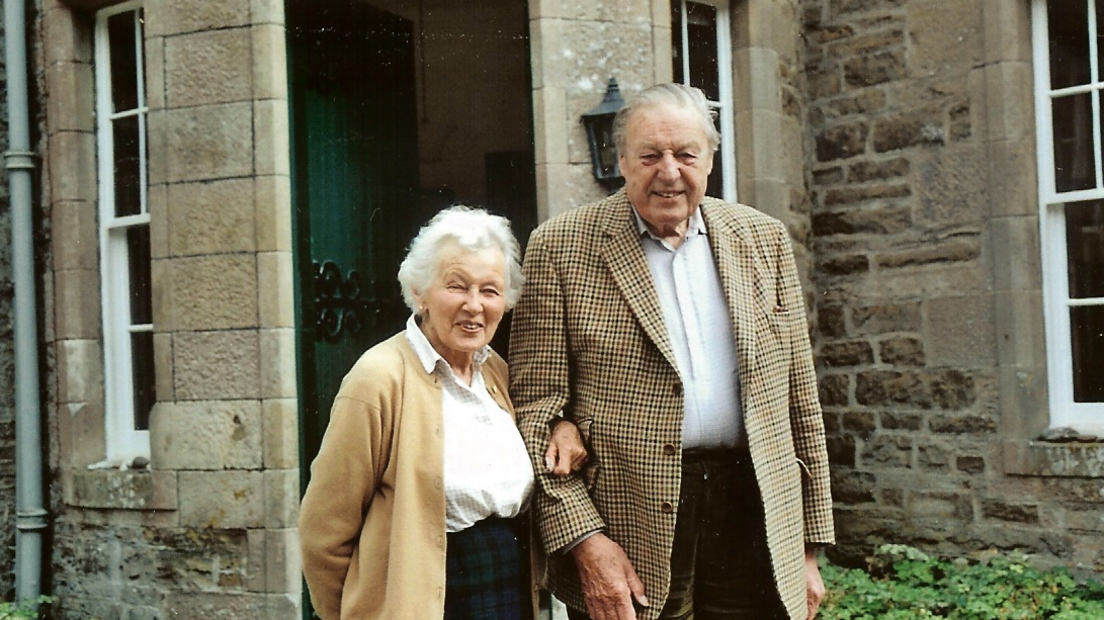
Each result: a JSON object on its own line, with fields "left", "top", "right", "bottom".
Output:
{"left": 619, "top": 103, "right": 714, "bottom": 238}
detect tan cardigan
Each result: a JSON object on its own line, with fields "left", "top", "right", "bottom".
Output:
{"left": 299, "top": 332, "right": 521, "bottom": 620}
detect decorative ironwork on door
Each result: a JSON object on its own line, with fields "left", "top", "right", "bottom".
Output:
{"left": 312, "top": 260, "right": 371, "bottom": 343}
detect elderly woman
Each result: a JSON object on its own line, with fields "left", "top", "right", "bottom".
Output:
{"left": 299, "top": 206, "right": 585, "bottom": 620}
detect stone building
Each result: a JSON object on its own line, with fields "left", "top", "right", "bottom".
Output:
{"left": 0, "top": 0, "right": 1100, "bottom": 617}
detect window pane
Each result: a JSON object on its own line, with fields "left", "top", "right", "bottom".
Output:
{"left": 1066, "top": 201, "right": 1104, "bottom": 299}
{"left": 107, "top": 11, "right": 140, "bottom": 112}
{"left": 1048, "top": 0, "right": 1091, "bottom": 90}
{"left": 686, "top": 2, "right": 719, "bottom": 101}
{"left": 127, "top": 226, "right": 152, "bottom": 325}
{"left": 706, "top": 114, "right": 723, "bottom": 198}
{"left": 1052, "top": 93, "right": 1097, "bottom": 192}
{"left": 113, "top": 115, "right": 142, "bottom": 217}
{"left": 1070, "top": 306, "right": 1104, "bottom": 402}
{"left": 130, "top": 331, "right": 156, "bottom": 430}
{"left": 672, "top": 2, "right": 684, "bottom": 83}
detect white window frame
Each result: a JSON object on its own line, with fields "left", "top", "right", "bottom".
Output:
{"left": 1031, "top": 0, "right": 1104, "bottom": 431}
{"left": 674, "top": 0, "right": 737, "bottom": 203}
{"left": 95, "top": 1, "right": 152, "bottom": 460}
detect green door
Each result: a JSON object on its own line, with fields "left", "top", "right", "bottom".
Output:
{"left": 289, "top": 2, "right": 420, "bottom": 492}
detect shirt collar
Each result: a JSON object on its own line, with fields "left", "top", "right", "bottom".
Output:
{"left": 405, "top": 314, "right": 491, "bottom": 375}
{"left": 631, "top": 204, "right": 708, "bottom": 242}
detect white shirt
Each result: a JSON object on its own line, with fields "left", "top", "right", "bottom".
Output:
{"left": 633, "top": 207, "right": 745, "bottom": 449}
{"left": 405, "top": 316, "right": 535, "bottom": 532}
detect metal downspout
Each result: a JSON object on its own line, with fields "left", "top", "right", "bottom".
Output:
{"left": 4, "top": 0, "right": 48, "bottom": 602}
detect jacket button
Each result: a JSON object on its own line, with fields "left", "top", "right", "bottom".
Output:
{"left": 661, "top": 501, "right": 674, "bottom": 513}
{"left": 662, "top": 443, "right": 676, "bottom": 456}
{"left": 673, "top": 383, "right": 682, "bottom": 396}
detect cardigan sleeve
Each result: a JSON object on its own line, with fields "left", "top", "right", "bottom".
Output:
{"left": 299, "top": 363, "right": 393, "bottom": 620}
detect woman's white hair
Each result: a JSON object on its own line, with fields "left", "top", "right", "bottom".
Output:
{"left": 612, "top": 83, "right": 721, "bottom": 153}
{"left": 398, "top": 205, "right": 525, "bottom": 314}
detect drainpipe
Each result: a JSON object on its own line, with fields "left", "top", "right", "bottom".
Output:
{"left": 4, "top": 0, "right": 48, "bottom": 603}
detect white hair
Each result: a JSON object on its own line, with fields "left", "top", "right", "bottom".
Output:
{"left": 612, "top": 82, "right": 722, "bottom": 152}
{"left": 397, "top": 205, "right": 525, "bottom": 314}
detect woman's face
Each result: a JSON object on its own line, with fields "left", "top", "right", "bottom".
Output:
{"left": 416, "top": 246, "right": 507, "bottom": 369}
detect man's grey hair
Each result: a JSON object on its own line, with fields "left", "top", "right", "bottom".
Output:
{"left": 612, "top": 83, "right": 722, "bottom": 153}
{"left": 398, "top": 205, "right": 525, "bottom": 314}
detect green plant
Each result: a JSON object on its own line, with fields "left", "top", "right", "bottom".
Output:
{"left": 820, "top": 545, "right": 1104, "bottom": 620}
{"left": 0, "top": 597, "right": 54, "bottom": 620}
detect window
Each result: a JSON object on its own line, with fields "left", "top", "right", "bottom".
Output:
{"left": 1032, "top": 0, "right": 1104, "bottom": 430}
{"left": 672, "top": 0, "right": 736, "bottom": 202}
{"left": 96, "top": 2, "right": 154, "bottom": 459}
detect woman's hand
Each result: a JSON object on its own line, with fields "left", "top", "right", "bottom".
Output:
{"left": 545, "top": 419, "right": 588, "bottom": 476}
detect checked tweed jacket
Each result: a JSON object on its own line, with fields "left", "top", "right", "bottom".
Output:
{"left": 508, "top": 190, "right": 835, "bottom": 620}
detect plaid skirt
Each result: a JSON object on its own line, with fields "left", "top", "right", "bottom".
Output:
{"left": 444, "top": 517, "right": 525, "bottom": 620}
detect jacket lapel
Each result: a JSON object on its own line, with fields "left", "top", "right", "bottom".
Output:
{"left": 597, "top": 192, "right": 680, "bottom": 371}
{"left": 700, "top": 201, "right": 765, "bottom": 398}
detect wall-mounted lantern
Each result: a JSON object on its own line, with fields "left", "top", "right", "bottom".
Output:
{"left": 581, "top": 77, "right": 626, "bottom": 190}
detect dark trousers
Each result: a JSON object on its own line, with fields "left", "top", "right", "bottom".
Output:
{"left": 568, "top": 449, "right": 786, "bottom": 620}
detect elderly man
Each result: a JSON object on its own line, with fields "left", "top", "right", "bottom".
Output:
{"left": 509, "top": 83, "right": 835, "bottom": 620}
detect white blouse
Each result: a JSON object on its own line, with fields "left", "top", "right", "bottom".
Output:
{"left": 405, "top": 316, "right": 535, "bottom": 532}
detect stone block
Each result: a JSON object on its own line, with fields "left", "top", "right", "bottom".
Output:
{"left": 259, "top": 328, "right": 296, "bottom": 398}
{"left": 812, "top": 205, "right": 912, "bottom": 236}
{"left": 154, "top": 332, "right": 174, "bottom": 403}
{"left": 880, "top": 412, "right": 922, "bottom": 430}
{"left": 878, "top": 336, "right": 925, "bottom": 366}
{"left": 821, "top": 340, "right": 874, "bottom": 367}
{"left": 814, "top": 122, "right": 870, "bottom": 162}
{"left": 533, "top": 86, "right": 570, "bottom": 165}
{"left": 251, "top": 0, "right": 286, "bottom": 25}
{"left": 149, "top": 183, "right": 169, "bottom": 260}
{"left": 45, "top": 61, "right": 95, "bottom": 133}
{"left": 844, "top": 50, "right": 905, "bottom": 87}
{"left": 981, "top": 0, "right": 1031, "bottom": 64}
{"left": 64, "top": 469, "right": 178, "bottom": 511}
{"left": 56, "top": 339, "right": 104, "bottom": 405}
{"left": 255, "top": 175, "right": 293, "bottom": 252}
{"left": 982, "top": 61, "right": 1034, "bottom": 143}
{"left": 178, "top": 471, "right": 265, "bottom": 528}
{"left": 852, "top": 301, "right": 922, "bottom": 334}
{"left": 264, "top": 469, "right": 300, "bottom": 528}
{"left": 990, "top": 216, "right": 1041, "bottom": 291}
{"left": 167, "top": 178, "right": 257, "bottom": 257}
{"left": 826, "top": 434, "right": 857, "bottom": 467}
{"left": 161, "top": 103, "right": 254, "bottom": 183}
{"left": 252, "top": 24, "right": 288, "bottom": 101}
{"left": 842, "top": 411, "right": 876, "bottom": 437}
{"left": 817, "top": 304, "right": 847, "bottom": 338}
{"left": 860, "top": 434, "right": 913, "bottom": 469}
{"left": 159, "top": 254, "right": 259, "bottom": 331}
{"left": 149, "top": 400, "right": 263, "bottom": 470}
{"left": 917, "top": 443, "right": 952, "bottom": 471}
{"left": 254, "top": 99, "right": 291, "bottom": 176}
{"left": 909, "top": 0, "right": 982, "bottom": 75}
{"left": 824, "top": 183, "right": 910, "bottom": 207}
{"left": 874, "top": 237, "right": 980, "bottom": 269}
{"left": 914, "top": 145, "right": 987, "bottom": 228}
{"left": 56, "top": 401, "right": 107, "bottom": 468}
{"left": 48, "top": 131, "right": 96, "bottom": 203}
{"left": 54, "top": 269, "right": 101, "bottom": 340}
{"left": 908, "top": 490, "right": 973, "bottom": 519}
{"left": 262, "top": 398, "right": 299, "bottom": 469}
{"left": 926, "top": 295, "right": 996, "bottom": 368}
{"left": 817, "top": 252, "right": 870, "bottom": 278}
{"left": 986, "top": 139, "right": 1038, "bottom": 218}
{"left": 857, "top": 369, "right": 977, "bottom": 410}
{"left": 173, "top": 330, "right": 261, "bottom": 401}
{"left": 956, "top": 455, "right": 985, "bottom": 474}
{"left": 146, "top": 0, "right": 251, "bottom": 36}
{"left": 982, "top": 499, "right": 1039, "bottom": 524}
{"left": 929, "top": 413, "right": 996, "bottom": 435}
{"left": 149, "top": 527, "right": 249, "bottom": 590}
{"left": 50, "top": 200, "right": 97, "bottom": 271}
{"left": 257, "top": 253, "right": 294, "bottom": 329}
{"left": 818, "top": 374, "right": 850, "bottom": 407}
{"left": 993, "top": 290, "right": 1045, "bottom": 368}
{"left": 873, "top": 110, "right": 946, "bottom": 153}
{"left": 42, "top": 4, "right": 93, "bottom": 65}
{"left": 831, "top": 0, "right": 908, "bottom": 18}
{"left": 848, "top": 158, "right": 909, "bottom": 182}
{"left": 831, "top": 470, "right": 877, "bottom": 505}
{"left": 166, "top": 29, "right": 253, "bottom": 107}
{"left": 145, "top": 37, "right": 166, "bottom": 112}
{"left": 558, "top": 0, "right": 651, "bottom": 24}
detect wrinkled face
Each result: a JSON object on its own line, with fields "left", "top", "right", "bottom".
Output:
{"left": 415, "top": 247, "right": 507, "bottom": 368}
{"left": 619, "top": 103, "right": 714, "bottom": 239}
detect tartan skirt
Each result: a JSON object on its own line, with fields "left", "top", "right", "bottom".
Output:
{"left": 444, "top": 517, "right": 526, "bottom": 620}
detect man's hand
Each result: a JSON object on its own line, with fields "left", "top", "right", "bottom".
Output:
{"left": 570, "top": 533, "right": 649, "bottom": 620}
{"left": 804, "top": 549, "right": 826, "bottom": 620}
{"left": 545, "top": 419, "right": 588, "bottom": 475}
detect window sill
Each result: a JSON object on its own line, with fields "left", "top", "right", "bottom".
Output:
{"left": 1005, "top": 440, "right": 1104, "bottom": 478}
{"left": 62, "top": 468, "right": 178, "bottom": 511}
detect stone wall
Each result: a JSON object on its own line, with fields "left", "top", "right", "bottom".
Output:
{"left": 802, "top": 0, "right": 1103, "bottom": 573}
{"left": 0, "top": 12, "right": 15, "bottom": 598}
